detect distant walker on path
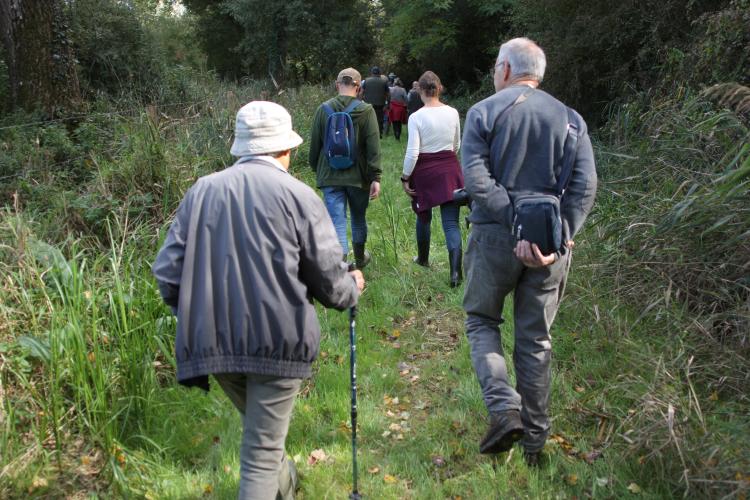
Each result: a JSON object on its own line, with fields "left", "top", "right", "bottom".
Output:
{"left": 360, "top": 66, "right": 390, "bottom": 138}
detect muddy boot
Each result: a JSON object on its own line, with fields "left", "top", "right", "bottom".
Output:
{"left": 449, "top": 247, "right": 462, "bottom": 288}
{"left": 353, "top": 242, "right": 371, "bottom": 270}
{"left": 413, "top": 239, "right": 430, "bottom": 267}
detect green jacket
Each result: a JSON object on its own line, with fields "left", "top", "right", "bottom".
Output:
{"left": 309, "top": 95, "right": 382, "bottom": 190}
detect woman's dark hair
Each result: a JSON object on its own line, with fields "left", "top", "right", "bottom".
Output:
{"left": 418, "top": 71, "right": 441, "bottom": 97}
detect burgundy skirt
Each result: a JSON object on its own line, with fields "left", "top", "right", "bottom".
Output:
{"left": 410, "top": 150, "right": 464, "bottom": 223}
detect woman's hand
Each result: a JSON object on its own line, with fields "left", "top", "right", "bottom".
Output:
{"left": 401, "top": 179, "right": 416, "bottom": 197}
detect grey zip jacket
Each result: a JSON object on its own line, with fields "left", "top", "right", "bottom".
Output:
{"left": 152, "top": 157, "right": 359, "bottom": 388}
{"left": 462, "top": 85, "right": 597, "bottom": 251}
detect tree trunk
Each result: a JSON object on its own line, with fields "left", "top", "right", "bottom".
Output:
{"left": 0, "top": 0, "right": 80, "bottom": 114}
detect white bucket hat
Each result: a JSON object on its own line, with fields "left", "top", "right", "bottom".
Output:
{"left": 230, "top": 101, "right": 303, "bottom": 157}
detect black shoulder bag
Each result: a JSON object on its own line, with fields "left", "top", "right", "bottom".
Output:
{"left": 512, "top": 107, "right": 579, "bottom": 255}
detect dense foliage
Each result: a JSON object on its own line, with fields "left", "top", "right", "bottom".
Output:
{"left": 183, "top": 0, "right": 377, "bottom": 84}
{"left": 379, "top": 0, "right": 512, "bottom": 89}
{"left": 513, "top": 0, "right": 750, "bottom": 121}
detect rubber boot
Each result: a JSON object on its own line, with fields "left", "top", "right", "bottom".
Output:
{"left": 449, "top": 247, "right": 462, "bottom": 288}
{"left": 413, "top": 239, "right": 430, "bottom": 267}
{"left": 353, "top": 243, "right": 371, "bottom": 270}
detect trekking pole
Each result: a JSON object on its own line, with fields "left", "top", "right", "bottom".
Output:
{"left": 349, "top": 306, "right": 362, "bottom": 499}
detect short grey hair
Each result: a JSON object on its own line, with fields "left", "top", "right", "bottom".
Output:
{"left": 497, "top": 37, "right": 546, "bottom": 82}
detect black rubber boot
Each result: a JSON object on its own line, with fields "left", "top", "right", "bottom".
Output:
{"left": 413, "top": 239, "right": 430, "bottom": 267}
{"left": 449, "top": 247, "right": 463, "bottom": 288}
{"left": 353, "top": 243, "right": 371, "bottom": 270}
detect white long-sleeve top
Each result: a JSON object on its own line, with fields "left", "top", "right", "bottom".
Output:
{"left": 402, "top": 105, "right": 461, "bottom": 177}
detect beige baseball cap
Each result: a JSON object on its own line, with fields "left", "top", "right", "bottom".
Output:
{"left": 336, "top": 68, "right": 362, "bottom": 85}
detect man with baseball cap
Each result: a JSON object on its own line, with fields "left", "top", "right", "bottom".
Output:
{"left": 153, "top": 101, "right": 365, "bottom": 499}
{"left": 309, "top": 68, "right": 382, "bottom": 270}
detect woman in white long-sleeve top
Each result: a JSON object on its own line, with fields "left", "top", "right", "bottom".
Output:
{"left": 400, "top": 71, "right": 465, "bottom": 287}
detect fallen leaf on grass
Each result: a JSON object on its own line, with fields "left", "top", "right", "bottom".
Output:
{"left": 565, "top": 474, "right": 578, "bottom": 486}
{"left": 384, "top": 474, "right": 398, "bottom": 484}
{"left": 382, "top": 431, "right": 391, "bottom": 438}
{"left": 549, "top": 433, "right": 575, "bottom": 453}
{"left": 224, "top": 464, "right": 232, "bottom": 474}
{"left": 389, "top": 423, "right": 403, "bottom": 432}
{"left": 203, "top": 484, "right": 213, "bottom": 495}
{"left": 627, "top": 483, "right": 642, "bottom": 494}
{"left": 307, "top": 449, "right": 327, "bottom": 465}
{"left": 574, "top": 386, "right": 585, "bottom": 393}
{"left": 580, "top": 449, "right": 603, "bottom": 464}
{"left": 368, "top": 466, "right": 380, "bottom": 474}
{"left": 595, "top": 477, "right": 609, "bottom": 487}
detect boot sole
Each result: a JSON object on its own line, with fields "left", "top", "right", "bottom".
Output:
{"left": 479, "top": 427, "right": 524, "bottom": 454}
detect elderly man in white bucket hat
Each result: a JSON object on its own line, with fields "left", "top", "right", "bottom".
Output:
{"left": 153, "top": 101, "right": 365, "bottom": 499}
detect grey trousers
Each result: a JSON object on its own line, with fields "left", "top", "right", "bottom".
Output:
{"left": 214, "top": 373, "right": 302, "bottom": 500}
{"left": 463, "top": 225, "right": 571, "bottom": 452}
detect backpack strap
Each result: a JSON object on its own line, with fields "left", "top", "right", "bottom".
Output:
{"left": 322, "top": 103, "right": 335, "bottom": 117}
{"left": 555, "top": 107, "right": 580, "bottom": 198}
{"left": 342, "top": 99, "right": 362, "bottom": 114}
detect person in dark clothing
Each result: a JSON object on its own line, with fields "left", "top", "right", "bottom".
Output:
{"left": 153, "top": 101, "right": 366, "bottom": 499}
{"left": 360, "top": 66, "right": 390, "bottom": 138}
{"left": 461, "top": 37, "right": 597, "bottom": 466}
{"left": 407, "top": 80, "right": 424, "bottom": 119}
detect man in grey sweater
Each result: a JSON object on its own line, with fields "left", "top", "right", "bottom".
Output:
{"left": 153, "top": 101, "right": 364, "bottom": 498}
{"left": 461, "top": 38, "right": 597, "bottom": 465}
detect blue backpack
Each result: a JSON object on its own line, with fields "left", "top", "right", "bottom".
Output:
{"left": 322, "top": 99, "right": 361, "bottom": 169}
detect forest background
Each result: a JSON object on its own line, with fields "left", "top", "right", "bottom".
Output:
{"left": 0, "top": 0, "right": 748, "bottom": 498}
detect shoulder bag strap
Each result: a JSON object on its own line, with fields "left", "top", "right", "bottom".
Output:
{"left": 555, "top": 107, "right": 580, "bottom": 198}
{"left": 489, "top": 87, "right": 535, "bottom": 142}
